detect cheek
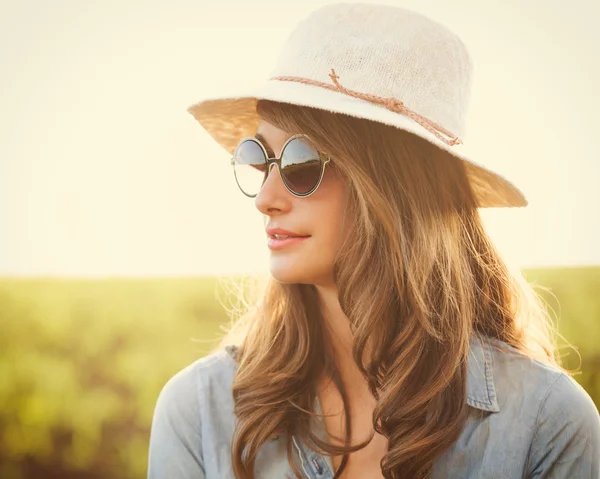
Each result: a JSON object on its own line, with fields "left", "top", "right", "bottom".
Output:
{"left": 310, "top": 176, "right": 349, "bottom": 252}
{"left": 269, "top": 173, "right": 349, "bottom": 285}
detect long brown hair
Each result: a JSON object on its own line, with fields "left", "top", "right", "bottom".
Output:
{"left": 215, "top": 100, "right": 559, "bottom": 478}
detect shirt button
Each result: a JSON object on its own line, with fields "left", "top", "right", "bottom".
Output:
{"left": 311, "top": 456, "right": 324, "bottom": 475}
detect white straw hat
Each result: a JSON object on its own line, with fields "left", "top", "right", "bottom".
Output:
{"left": 187, "top": 2, "right": 527, "bottom": 208}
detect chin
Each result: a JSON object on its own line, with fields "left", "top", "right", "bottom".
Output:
{"left": 269, "top": 263, "right": 308, "bottom": 285}
{"left": 269, "top": 257, "right": 332, "bottom": 287}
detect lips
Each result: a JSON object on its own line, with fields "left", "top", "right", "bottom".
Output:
{"left": 265, "top": 227, "right": 311, "bottom": 250}
{"left": 267, "top": 235, "right": 310, "bottom": 250}
{"left": 266, "top": 227, "right": 311, "bottom": 239}
{"left": 270, "top": 234, "right": 310, "bottom": 239}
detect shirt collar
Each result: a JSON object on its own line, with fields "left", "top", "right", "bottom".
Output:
{"left": 466, "top": 335, "right": 500, "bottom": 413}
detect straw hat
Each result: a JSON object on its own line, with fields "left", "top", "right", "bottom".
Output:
{"left": 186, "top": 2, "right": 527, "bottom": 208}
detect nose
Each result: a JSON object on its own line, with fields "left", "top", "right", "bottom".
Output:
{"left": 254, "top": 163, "right": 293, "bottom": 215}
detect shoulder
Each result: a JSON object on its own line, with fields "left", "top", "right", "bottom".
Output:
{"left": 483, "top": 338, "right": 600, "bottom": 473}
{"left": 534, "top": 371, "right": 599, "bottom": 433}
{"left": 152, "top": 345, "right": 239, "bottom": 425}
{"left": 148, "top": 347, "right": 239, "bottom": 476}
{"left": 485, "top": 337, "right": 597, "bottom": 417}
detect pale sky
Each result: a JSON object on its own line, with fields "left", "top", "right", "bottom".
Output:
{"left": 1, "top": 0, "right": 599, "bottom": 277}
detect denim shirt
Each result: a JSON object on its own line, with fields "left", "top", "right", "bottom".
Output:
{"left": 148, "top": 337, "right": 600, "bottom": 478}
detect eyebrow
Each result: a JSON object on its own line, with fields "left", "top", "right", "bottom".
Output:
{"left": 254, "top": 132, "right": 275, "bottom": 157}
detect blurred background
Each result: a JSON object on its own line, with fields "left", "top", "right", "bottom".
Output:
{"left": 1, "top": 0, "right": 599, "bottom": 478}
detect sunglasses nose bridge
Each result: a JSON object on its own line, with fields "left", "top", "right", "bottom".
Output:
{"left": 262, "top": 159, "right": 281, "bottom": 183}
{"left": 265, "top": 158, "right": 282, "bottom": 178}
{"left": 258, "top": 160, "right": 289, "bottom": 197}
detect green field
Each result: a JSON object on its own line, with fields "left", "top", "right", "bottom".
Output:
{"left": 0, "top": 268, "right": 598, "bottom": 479}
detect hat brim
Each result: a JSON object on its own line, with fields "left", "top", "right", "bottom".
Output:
{"left": 187, "top": 79, "right": 527, "bottom": 208}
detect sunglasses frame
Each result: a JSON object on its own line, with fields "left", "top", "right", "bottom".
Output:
{"left": 230, "top": 133, "right": 332, "bottom": 198}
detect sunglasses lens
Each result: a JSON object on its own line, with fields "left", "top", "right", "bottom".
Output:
{"left": 232, "top": 139, "right": 267, "bottom": 196}
{"left": 281, "top": 137, "right": 324, "bottom": 195}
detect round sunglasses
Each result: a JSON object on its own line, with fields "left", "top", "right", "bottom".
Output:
{"left": 231, "top": 134, "right": 332, "bottom": 197}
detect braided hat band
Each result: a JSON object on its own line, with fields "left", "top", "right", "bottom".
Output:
{"left": 272, "top": 69, "right": 463, "bottom": 147}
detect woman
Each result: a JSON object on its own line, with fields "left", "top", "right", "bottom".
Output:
{"left": 148, "top": 4, "right": 600, "bottom": 478}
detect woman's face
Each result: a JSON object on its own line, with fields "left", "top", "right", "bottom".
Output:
{"left": 254, "top": 120, "right": 349, "bottom": 287}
